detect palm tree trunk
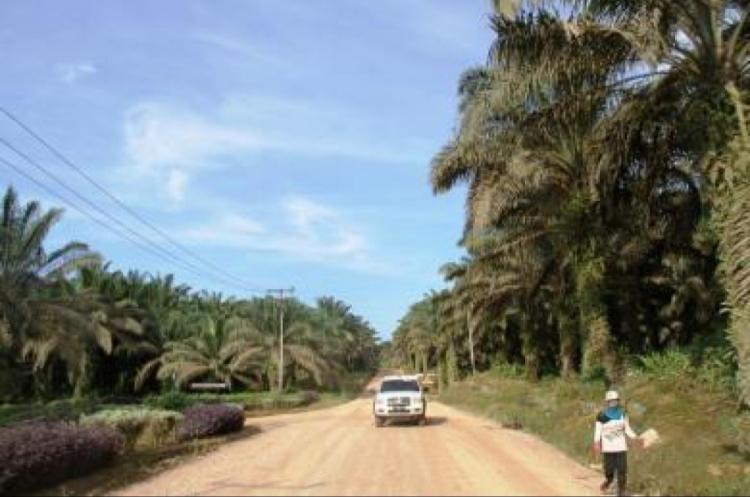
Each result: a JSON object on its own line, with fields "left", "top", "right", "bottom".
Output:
{"left": 576, "top": 258, "right": 617, "bottom": 381}
{"left": 73, "top": 355, "right": 92, "bottom": 400}
{"left": 558, "top": 314, "right": 578, "bottom": 379}
{"left": 581, "top": 307, "right": 616, "bottom": 381}
{"left": 289, "top": 366, "right": 297, "bottom": 387}
{"left": 714, "top": 151, "right": 750, "bottom": 404}
{"left": 466, "top": 313, "right": 476, "bottom": 376}
{"left": 447, "top": 342, "right": 458, "bottom": 383}
{"left": 437, "top": 357, "right": 446, "bottom": 392}
{"left": 521, "top": 312, "right": 540, "bottom": 381}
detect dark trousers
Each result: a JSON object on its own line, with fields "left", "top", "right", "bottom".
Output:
{"left": 603, "top": 451, "right": 628, "bottom": 494}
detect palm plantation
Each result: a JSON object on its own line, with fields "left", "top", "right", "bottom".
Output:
{"left": 0, "top": 187, "right": 379, "bottom": 402}
{"left": 393, "top": 0, "right": 749, "bottom": 406}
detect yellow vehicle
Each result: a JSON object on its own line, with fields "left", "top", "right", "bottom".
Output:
{"left": 420, "top": 373, "right": 438, "bottom": 394}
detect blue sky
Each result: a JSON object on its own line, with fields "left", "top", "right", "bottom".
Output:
{"left": 0, "top": 0, "right": 495, "bottom": 339}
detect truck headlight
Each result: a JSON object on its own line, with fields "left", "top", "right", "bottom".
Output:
{"left": 376, "top": 398, "right": 386, "bottom": 406}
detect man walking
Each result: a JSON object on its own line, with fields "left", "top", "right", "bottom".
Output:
{"left": 593, "top": 390, "right": 640, "bottom": 495}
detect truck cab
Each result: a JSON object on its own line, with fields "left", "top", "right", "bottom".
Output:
{"left": 373, "top": 375, "right": 427, "bottom": 427}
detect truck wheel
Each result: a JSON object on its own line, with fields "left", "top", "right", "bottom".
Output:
{"left": 375, "top": 417, "right": 384, "bottom": 428}
{"left": 418, "top": 415, "right": 427, "bottom": 426}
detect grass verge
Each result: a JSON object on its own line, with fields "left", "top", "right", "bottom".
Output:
{"left": 439, "top": 369, "right": 750, "bottom": 496}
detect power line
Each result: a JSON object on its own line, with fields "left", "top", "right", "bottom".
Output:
{"left": 0, "top": 106, "right": 266, "bottom": 293}
{"left": 0, "top": 149, "right": 263, "bottom": 294}
{"left": 0, "top": 136, "right": 235, "bottom": 286}
{"left": 0, "top": 154, "right": 198, "bottom": 272}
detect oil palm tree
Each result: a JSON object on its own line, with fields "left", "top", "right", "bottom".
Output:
{"left": 500, "top": 0, "right": 750, "bottom": 400}
{"left": 135, "top": 313, "right": 262, "bottom": 390}
{"left": 0, "top": 186, "right": 101, "bottom": 396}
{"left": 238, "top": 297, "right": 341, "bottom": 390}
{"left": 432, "top": 12, "right": 621, "bottom": 379}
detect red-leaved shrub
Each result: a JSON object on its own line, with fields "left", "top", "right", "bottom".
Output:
{"left": 0, "top": 419, "right": 124, "bottom": 494}
{"left": 176, "top": 404, "right": 244, "bottom": 442}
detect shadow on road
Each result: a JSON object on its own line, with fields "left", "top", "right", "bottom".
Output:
{"left": 380, "top": 416, "right": 448, "bottom": 428}
{"left": 425, "top": 416, "right": 447, "bottom": 426}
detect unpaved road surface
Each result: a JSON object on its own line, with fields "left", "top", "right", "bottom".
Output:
{"left": 114, "top": 380, "right": 601, "bottom": 496}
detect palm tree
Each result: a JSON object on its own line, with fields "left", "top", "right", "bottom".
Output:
{"left": 495, "top": 0, "right": 750, "bottom": 399}
{"left": 427, "top": 0, "right": 750, "bottom": 386}
{"left": 135, "top": 313, "right": 262, "bottom": 390}
{"left": 237, "top": 297, "right": 342, "bottom": 390}
{"left": 0, "top": 186, "right": 101, "bottom": 396}
{"left": 432, "top": 30, "right": 619, "bottom": 379}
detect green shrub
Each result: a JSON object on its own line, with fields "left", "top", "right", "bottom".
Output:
{"left": 639, "top": 350, "right": 694, "bottom": 378}
{"left": 491, "top": 361, "right": 525, "bottom": 378}
{"left": 81, "top": 408, "right": 183, "bottom": 450}
{"left": 143, "top": 391, "right": 193, "bottom": 412}
{"left": 582, "top": 365, "right": 608, "bottom": 383}
{"left": 0, "top": 398, "right": 100, "bottom": 427}
{"left": 695, "top": 346, "right": 737, "bottom": 392}
{"left": 176, "top": 404, "right": 245, "bottom": 442}
{"left": 0, "top": 420, "right": 123, "bottom": 494}
{"left": 729, "top": 413, "right": 750, "bottom": 457}
{"left": 142, "top": 390, "right": 321, "bottom": 414}
{"left": 237, "top": 391, "right": 319, "bottom": 411}
{"left": 499, "top": 408, "right": 525, "bottom": 430}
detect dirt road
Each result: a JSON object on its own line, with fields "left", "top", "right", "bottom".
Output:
{"left": 114, "top": 383, "right": 601, "bottom": 496}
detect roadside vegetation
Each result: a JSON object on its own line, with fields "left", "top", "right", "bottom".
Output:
{"left": 0, "top": 185, "right": 379, "bottom": 493}
{"left": 441, "top": 360, "right": 748, "bottom": 496}
{"left": 389, "top": 1, "right": 750, "bottom": 495}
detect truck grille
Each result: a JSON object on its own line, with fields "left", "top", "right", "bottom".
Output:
{"left": 386, "top": 397, "right": 411, "bottom": 413}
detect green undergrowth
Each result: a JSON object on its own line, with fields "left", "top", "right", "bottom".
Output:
{"left": 0, "top": 398, "right": 115, "bottom": 427}
{"left": 439, "top": 366, "right": 750, "bottom": 496}
{"left": 0, "top": 376, "right": 372, "bottom": 427}
{"left": 142, "top": 390, "right": 320, "bottom": 412}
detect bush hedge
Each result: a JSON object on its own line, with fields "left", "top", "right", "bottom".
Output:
{"left": 0, "top": 398, "right": 99, "bottom": 427}
{"left": 81, "top": 408, "right": 183, "bottom": 450}
{"left": 176, "top": 404, "right": 245, "bottom": 442}
{"left": 243, "top": 391, "right": 319, "bottom": 411}
{"left": 144, "top": 390, "right": 320, "bottom": 412}
{"left": 143, "top": 391, "right": 194, "bottom": 412}
{"left": 0, "top": 419, "right": 123, "bottom": 494}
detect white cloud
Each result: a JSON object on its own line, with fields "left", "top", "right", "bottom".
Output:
{"left": 123, "top": 97, "right": 430, "bottom": 173}
{"left": 179, "top": 195, "right": 387, "bottom": 274}
{"left": 57, "top": 62, "right": 97, "bottom": 83}
{"left": 192, "top": 30, "right": 284, "bottom": 68}
{"left": 165, "top": 169, "right": 188, "bottom": 203}
{"left": 281, "top": 196, "right": 367, "bottom": 257}
{"left": 220, "top": 95, "right": 430, "bottom": 164}
{"left": 184, "top": 213, "right": 265, "bottom": 243}
{"left": 123, "top": 102, "right": 267, "bottom": 172}
{"left": 118, "top": 97, "right": 433, "bottom": 207}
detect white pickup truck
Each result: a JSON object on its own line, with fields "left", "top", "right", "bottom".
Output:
{"left": 372, "top": 375, "right": 427, "bottom": 427}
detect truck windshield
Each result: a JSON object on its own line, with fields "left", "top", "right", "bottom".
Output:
{"left": 380, "top": 380, "right": 420, "bottom": 392}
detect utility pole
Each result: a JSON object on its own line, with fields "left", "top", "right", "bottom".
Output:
{"left": 267, "top": 287, "right": 295, "bottom": 391}
{"left": 466, "top": 310, "right": 476, "bottom": 376}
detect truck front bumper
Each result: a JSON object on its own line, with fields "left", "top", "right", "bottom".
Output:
{"left": 374, "top": 405, "right": 424, "bottom": 418}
